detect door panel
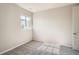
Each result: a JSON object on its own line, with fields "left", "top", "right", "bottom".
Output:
{"left": 72, "top": 6, "right": 79, "bottom": 50}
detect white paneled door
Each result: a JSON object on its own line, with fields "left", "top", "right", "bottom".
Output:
{"left": 72, "top": 6, "right": 79, "bottom": 50}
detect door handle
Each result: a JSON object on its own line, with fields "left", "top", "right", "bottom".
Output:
{"left": 73, "top": 33, "right": 77, "bottom": 35}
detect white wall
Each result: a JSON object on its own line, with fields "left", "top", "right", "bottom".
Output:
{"left": 33, "top": 5, "right": 73, "bottom": 47}
{"left": 0, "top": 4, "right": 32, "bottom": 53}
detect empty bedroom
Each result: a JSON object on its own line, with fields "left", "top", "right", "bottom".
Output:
{"left": 0, "top": 3, "right": 79, "bottom": 55}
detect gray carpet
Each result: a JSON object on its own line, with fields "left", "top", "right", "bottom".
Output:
{"left": 2, "top": 40, "right": 79, "bottom": 55}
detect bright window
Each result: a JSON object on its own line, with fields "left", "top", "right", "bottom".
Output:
{"left": 20, "top": 16, "right": 31, "bottom": 31}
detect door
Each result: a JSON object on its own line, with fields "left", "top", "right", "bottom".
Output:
{"left": 72, "top": 6, "right": 79, "bottom": 50}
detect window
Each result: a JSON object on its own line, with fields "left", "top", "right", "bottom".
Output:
{"left": 20, "top": 16, "right": 31, "bottom": 31}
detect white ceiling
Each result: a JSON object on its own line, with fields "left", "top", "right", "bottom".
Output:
{"left": 17, "top": 3, "right": 73, "bottom": 13}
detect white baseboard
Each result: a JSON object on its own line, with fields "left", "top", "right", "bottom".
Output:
{"left": 0, "top": 39, "right": 32, "bottom": 55}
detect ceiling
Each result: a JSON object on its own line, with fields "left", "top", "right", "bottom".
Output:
{"left": 17, "top": 3, "right": 73, "bottom": 13}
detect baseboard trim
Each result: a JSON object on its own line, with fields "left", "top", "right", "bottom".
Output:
{"left": 0, "top": 39, "right": 32, "bottom": 55}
